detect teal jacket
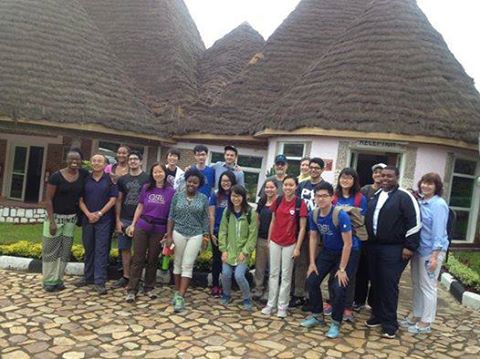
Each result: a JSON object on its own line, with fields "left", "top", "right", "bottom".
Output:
{"left": 218, "top": 208, "right": 258, "bottom": 266}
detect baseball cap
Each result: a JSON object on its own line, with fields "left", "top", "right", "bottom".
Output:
{"left": 275, "top": 154, "right": 288, "bottom": 164}
{"left": 371, "top": 163, "right": 387, "bottom": 171}
{"left": 224, "top": 145, "right": 238, "bottom": 155}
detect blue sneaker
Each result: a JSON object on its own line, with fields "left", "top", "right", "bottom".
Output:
{"left": 242, "top": 298, "right": 253, "bottom": 311}
{"left": 220, "top": 295, "right": 231, "bottom": 305}
{"left": 326, "top": 321, "right": 341, "bottom": 339}
{"left": 301, "top": 315, "right": 324, "bottom": 328}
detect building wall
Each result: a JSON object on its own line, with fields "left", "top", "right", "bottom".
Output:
{"left": 413, "top": 145, "right": 448, "bottom": 187}
{"left": 0, "top": 139, "right": 7, "bottom": 195}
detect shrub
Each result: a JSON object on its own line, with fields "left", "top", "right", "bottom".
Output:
{"left": 445, "top": 254, "right": 480, "bottom": 292}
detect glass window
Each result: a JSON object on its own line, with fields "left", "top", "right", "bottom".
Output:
{"left": 283, "top": 143, "right": 305, "bottom": 158}
{"left": 244, "top": 172, "right": 260, "bottom": 202}
{"left": 449, "top": 176, "right": 474, "bottom": 208}
{"left": 454, "top": 159, "right": 476, "bottom": 176}
{"left": 279, "top": 142, "right": 307, "bottom": 177}
{"left": 211, "top": 152, "right": 224, "bottom": 163}
{"left": 452, "top": 210, "right": 470, "bottom": 241}
{"left": 238, "top": 155, "right": 262, "bottom": 169}
{"left": 13, "top": 147, "right": 27, "bottom": 173}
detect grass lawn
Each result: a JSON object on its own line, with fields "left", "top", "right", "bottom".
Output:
{"left": 0, "top": 223, "right": 83, "bottom": 245}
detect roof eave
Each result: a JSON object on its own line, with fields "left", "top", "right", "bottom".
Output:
{"left": 255, "top": 127, "right": 477, "bottom": 151}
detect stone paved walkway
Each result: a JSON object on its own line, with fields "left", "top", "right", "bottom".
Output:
{"left": 0, "top": 269, "right": 479, "bottom": 359}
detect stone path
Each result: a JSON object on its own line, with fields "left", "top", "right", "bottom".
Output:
{"left": 0, "top": 269, "right": 479, "bottom": 359}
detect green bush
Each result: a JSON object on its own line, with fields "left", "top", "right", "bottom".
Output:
{"left": 445, "top": 254, "right": 480, "bottom": 292}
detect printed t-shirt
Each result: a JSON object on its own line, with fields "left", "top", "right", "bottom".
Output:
{"left": 297, "top": 179, "right": 325, "bottom": 211}
{"left": 309, "top": 206, "right": 354, "bottom": 251}
{"left": 137, "top": 185, "right": 175, "bottom": 234}
{"left": 270, "top": 196, "right": 308, "bottom": 246}
{"left": 209, "top": 192, "right": 229, "bottom": 234}
{"left": 165, "top": 167, "right": 178, "bottom": 188}
{"left": 117, "top": 172, "right": 150, "bottom": 220}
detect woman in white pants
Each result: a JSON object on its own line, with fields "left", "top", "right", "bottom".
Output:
{"left": 165, "top": 168, "right": 210, "bottom": 313}
{"left": 400, "top": 173, "right": 450, "bottom": 334}
{"left": 261, "top": 176, "right": 307, "bottom": 318}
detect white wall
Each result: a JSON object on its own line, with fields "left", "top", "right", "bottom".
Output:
{"left": 413, "top": 145, "right": 448, "bottom": 186}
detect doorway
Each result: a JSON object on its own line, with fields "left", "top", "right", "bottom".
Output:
{"left": 8, "top": 145, "right": 45, "bottom": 202}
{"left": 350, "top": 151, "right": 401, "bottom": 187}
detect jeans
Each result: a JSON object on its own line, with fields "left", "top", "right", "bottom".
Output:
{"left": 82, "top": 220, "right": 112, "bottom": 285}
{"left": 211, "top": 230, "right": 222, "bottom": 287}
{"left": 307, "top": 249, "right": 360, "bottom": 323}
{"left": 354, "top": 243, "right": 374, "bottom": 307}
{"left": 368, "top": 243, "right": 409, "bottom": 333}
{"left": 328, "top": 249, "right": 361, "bottom": 308}
{"left": 222, "top": 262, "right": 251, "bottom": 300}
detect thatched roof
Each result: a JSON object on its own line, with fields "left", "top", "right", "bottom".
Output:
{"left": 262, "top": 0, "right": 480, "bottom": 144}
{"left": 198, "top": 22, "right": 265, "bottom": 106}
{"left": 188, "top": 0, "right": 369, "bottom": 135}
{"left": 0, "top": 0, "right": 160, "bottom": 135}
{"left": 81, "top": 0, "right": 205, "bottom": 129}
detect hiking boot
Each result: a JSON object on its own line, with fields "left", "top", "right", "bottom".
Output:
{"left": 43, "top": 284, "right": 56, "bottom": 292}
{"left": 112, "top": 277, "right": 129, "bottom": 289}
{"left": 125, "top": 292, "right": 136, "bottom": 303}
{"left": 326, "top": 321, "right": 341, "bottom": 339}
{"left": 94, "top": 284, "right": 107, "bottom": 295}
{"left": 301, "top": 315, "right": 324, "bottom": 328}
{"left": 277, "top": 305, "right": 288, "bottom": 318}
{"left": 173, "top": 295, "right": 185, "bottom": 313}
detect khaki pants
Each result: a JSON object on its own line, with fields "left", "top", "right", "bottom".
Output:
{"left": 254, "top": 237, "right": 269, "bottom": 292}
{"left": 292, "top": 234, "right": 309, "bottom": 297}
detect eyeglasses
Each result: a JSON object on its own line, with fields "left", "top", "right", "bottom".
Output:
{"left": 315, "top": 194, "right": 331, "bottom": 199}
{"left": 309, "top": 166, "right": 322, "bottom": 171}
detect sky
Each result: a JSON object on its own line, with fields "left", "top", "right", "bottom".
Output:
{"left": 185, "top": 0, "right": 480, "bottom": 90}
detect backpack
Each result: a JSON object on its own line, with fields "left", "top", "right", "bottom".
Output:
{"left": 445, "top": 208, "right": 456, "bottom": 261}
{"left": 225, "top": 207, "right": 253, "bottom": 225}
{"left": 313, "top": 201, "right": 369, "bottom": 241}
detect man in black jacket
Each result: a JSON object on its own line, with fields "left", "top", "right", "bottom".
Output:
{"left": 365, "top": 166, "right": 421, "bottom": 338}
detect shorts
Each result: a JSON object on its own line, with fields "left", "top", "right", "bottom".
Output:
{"left": 118, "top": 219, "right": 133, "bottom": 250}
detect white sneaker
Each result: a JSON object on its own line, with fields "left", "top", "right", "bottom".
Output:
{"left": 277, "top": 305, "right": 287, "bottom": 318}
{"left": 261, "top": 305, "right": 275, "bottom": 316}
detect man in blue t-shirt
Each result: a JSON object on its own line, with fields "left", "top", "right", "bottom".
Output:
{"left": 191, "top": 145, "right": 215, "bottom": 198}
{"left": 299, "top": 182, "right": 360, "bottom": 339}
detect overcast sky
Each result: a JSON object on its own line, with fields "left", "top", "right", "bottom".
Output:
{"left": 185, "top": 0, "right": 480, "bottom": 90}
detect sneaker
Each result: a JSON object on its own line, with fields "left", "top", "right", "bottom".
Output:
{"left": 220, "top": 295, "right": 231, "bottom": 305}
{"left": 289, "top": 296, "right": 306, "bottom": 308}
{"left": 43, "top": 284, "right": 56, "bottom": 292}
{"left": 55, "top": 283, "right": 66, "bottom": 291}
{"left": 112, "top": 277, "right": 129, "bottom": 289}
{"left": 343, "top": 308, "right": 354, "bottom": 322}
{"left": 261, "top": 305, "right": 275, "bottom": 316}
{"left": 94, "top": 284, "right": 107, "bottom": 295}
{"left": 242, "top": 299, "right": 253, "bottom": 311}
{"left": 74, "top": 277, "right": 92, "bottom": 287}
{"left": 399, "top": 316, "right": 418, "bottom": 328}
{"left": 365, "top": 317, "right": 382, "bottom": 328}
{"left": 171, "top": 291, "right": 180, "bottom": 305}
{"left": 407, "top": 324, "right": 431, "bottom": 334}
{"left": 323, "top": 303, "right": 332, "bottom": 316}
{"left": 277, "top": 305, "right": 288, "bottom": 318}
{"left": 352, "top": 302, "right": 364, "bottom": 312}
{"left": 144, "top": 289, "right": 158, "bottom": 300}
{"left": 173, "top": 295, "right": 185, "bottom": 313}
{"left": 381, "top": 330, "right": 397, "bottom": 339}
{"left": 326, "top": 321, "right": 341, "bottom": 339}
{"left": 211, "top": 286, "right": 222, "bottom": 298}
{"left": 301, "top": 314, "right": 324, "bottom": 328}
{"left": 125, "top": 292, "right": 136, "bottom": 303}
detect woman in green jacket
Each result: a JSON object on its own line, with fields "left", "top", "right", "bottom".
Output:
{"left": 219, "top": 185, "right": 258, "bottom": 310}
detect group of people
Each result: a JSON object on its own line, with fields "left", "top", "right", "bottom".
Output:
{"left": 42, "top": 143, "right": 450, "bottom": 339}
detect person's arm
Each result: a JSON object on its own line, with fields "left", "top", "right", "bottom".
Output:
{"left": 126, "top": 203, "right": 143, "bottom": 237}
{"left": 242, "top": 211, "right": 258, "bottom": 259}
{"left": 236, "top": 170, "right": 245, "bottom": 187}
{"left": 307, "top": 212, "right": 319, "bottom": 275}
{"left": 202, "top": 196, "right": 210, "bottom": 236}
{"left": 267, "top": 213, "right": 275, "bottom": 245}
{"left": 115, "top": 191, "right": 124, "bottom": 233}
{"left": 428, "top": 201, "right": 449, "bottom": 271}
{"left": 401, "top": 191, "right": 422, "bottom": 259}
{"left": 209, "top": 205, "right": 217, "bottom": 244}
{"left": 336, "top": 230, "right": 353, "bottom": 287}
{"left": 293, "top": 201, "right": 308, "bottom": 257}
{"left": 79, "top": 197, "right": 98, "bottom": 223}
{"left": 218, "top": 210, "right": 229, "bottom": 262}
{"left": 98, "top": 197, "right": 117, "bottom": 219}
{"left": 45, "top": 182, "right": 57, "bottom": 235}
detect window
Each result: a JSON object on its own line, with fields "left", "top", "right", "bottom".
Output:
{"left": 97, "top": 141, "right": 144, "bottom": 165}
{"left": 278, "top": 142, "right": 309, "bottom": 177}
{"left": 209, "top": 151, "right": 263, "bottom": 202}
{"left": 449, "top": 158, "right": 479, "bottom": 241}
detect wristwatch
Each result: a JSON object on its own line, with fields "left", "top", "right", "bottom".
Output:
{"left": 98, "top": 211, "right": 103, "bottom": 216}
{"left": 339, "top": 267, "right": 346, "bottom": 273}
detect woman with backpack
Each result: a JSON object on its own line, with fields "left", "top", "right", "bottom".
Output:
{"left": 252, "top": 179, "right": 278, "bottom": 302}
{"left": 218, "top": 185, "right": 258, "bottom": 310}
{"left": 209, "top": 171, "right": 237, "bottom": 298}
{"left": 261, "top": 175, "right": 308, "bottom": 318}
{"left": 400, "top": 172, "right": 449, "bottom": 334}
{"left": 324, "top": 168, "right": 367, "bottom": 321}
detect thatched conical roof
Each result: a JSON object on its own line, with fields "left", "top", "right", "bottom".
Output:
{"left": 81, "top": 0, "right": 205, "bottom": 129}
{"left": 198, "top": 22, "right": 265, "bottom": 106}
{"left": 0, "top": 0, "right": 160, "bottom": 136}
{"left": 188, "top": 0, "right": 369, "bottom": 135}
{"left": 262, "top": 0, "right": 480, "bottom": 144}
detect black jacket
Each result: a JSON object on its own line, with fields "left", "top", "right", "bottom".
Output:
{"left": 366, "top": 186, "right": 421, "bottom": 251}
